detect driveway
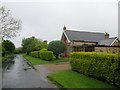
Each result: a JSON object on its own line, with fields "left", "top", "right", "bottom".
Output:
{"left": 34, "top": 62, "right": 71, "bottom": 78}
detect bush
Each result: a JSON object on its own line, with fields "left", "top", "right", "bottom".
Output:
{"left": 70, "top": 52, "right": 120, "bottom": 88}
{"left": 30, "top": 51, "right": 39, "bottom": 58}
{"left": 48, "top": 40, "right": 66, "bottom": 58}
{"left": 30, "top": 49, "right": 54, "bottom": 61}
{"left": 39, "top": 48, "right": 54, "bottom": 61}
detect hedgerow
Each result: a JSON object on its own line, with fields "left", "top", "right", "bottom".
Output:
{"left": 70, "top": 52, "right": 120, "bottom": 88}
{"left": 39, "top": 48, "right": 54, "bottom": 61}
{"left": 30, "top": 48, "right": 54, "bottom": 61}
{"left": 29, "top": 51, "right": 39, "bottom": 58}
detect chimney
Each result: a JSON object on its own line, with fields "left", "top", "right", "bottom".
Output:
{"left": 63, "top": 25, "right": 66, "bottom": 30}
{"left": 104, "top": 32, "right": 109, "bottom": 39}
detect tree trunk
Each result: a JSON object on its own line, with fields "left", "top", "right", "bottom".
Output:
{"left": 27, "top": 51, "right": 29, "bottom": 55}
{"left": 55, "top": 54, "right": 59, "bottom": 59}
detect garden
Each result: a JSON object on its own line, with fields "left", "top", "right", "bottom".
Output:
{"left": 20, "top": 37, "right": 119, "bottom": 88}
{"left": 23, "top": 55, "right": 69, "bottom": 65}
{"left": 21, "top": 37, "right": 119, "bottom": 88}
{"left": 47, "top": 70, "right": 115, "bottom": 88}
{"left": 21, "top": 36, "right": 69, "bottom": 65}
{"left": 48, "top": 52, "right": 119, "bottom": 88}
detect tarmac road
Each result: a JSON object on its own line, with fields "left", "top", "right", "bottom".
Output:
{"left": 2, "top": 55, "right": 57, "bottom": 88}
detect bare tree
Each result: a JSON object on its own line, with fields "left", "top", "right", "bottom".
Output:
{"left": 0, "top": 6, "right": 22, "bottom": 39}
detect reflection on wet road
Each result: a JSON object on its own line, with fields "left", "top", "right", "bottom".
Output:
{"left": 2, "top": 55, "right": 57, "bottom": 88}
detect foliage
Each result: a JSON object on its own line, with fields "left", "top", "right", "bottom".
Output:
{"left": 70, "top": 52, "right": 120, "bottom": 88}
{"left": 22, "top": 36, "right": 38, "bottom": 54}
{"left": 48, "top": 40, "right": 66, "bottom": 58}
{"left": 34, "top": 41, "right": 47, "bottom": 51}
{"left": 2, "top": 46, "right": 5, "bottom": 56}
{"left": 29, "top": 51, "right": 39, "bottom": 58}
{"left": 14, "top": 47, "right": 23, "bottom": 54}
{"left": 2, "top": 54, "right": 14, "bottom": 63}
{"left": 2, "top": 40, "right": 15, "bottom": 56}
{"left": 30, "top": 48, "right": 54, "bottom": 61}
{"left": 0, "top": 6, "right": 21, "bottom": 39}
{"left": 48, "top": 70, "right": 114, "bottom": 88}
{"left": 22, "top": 36, "right": 47, "bottom": 55}
{"left": 23, "top": 55, "right": 50, "bottom": 65}
{"left": 24, "top": 55, "right": 69, "bottom": 65}
{"left": 39, "top": 48, "right": 54, "bottom": 61}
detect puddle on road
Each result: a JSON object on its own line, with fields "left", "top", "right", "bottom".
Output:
{"left": 23, "top": 67, "right": 32, "bottom": 71}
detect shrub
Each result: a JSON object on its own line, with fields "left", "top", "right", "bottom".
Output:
{"left": 30, "top": 51, "right": 39, "bottom": 58}
{"left": 70, "top": 52, "right": 120, "bottom": 88}
{"left": 48, "top": 40, "right": 66, "bottom": 58}
{"left": 39, "top": 48, "right": 54, "bottom": 61}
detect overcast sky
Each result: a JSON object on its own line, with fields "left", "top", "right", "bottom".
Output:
{"left": 1, "top": 0, "right": 119, "bottom": 48}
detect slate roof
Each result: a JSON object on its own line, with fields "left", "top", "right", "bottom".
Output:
{"left": 98, "top": 37, "right": 117, "bottom": 46}
{"left": 64, "top": 30, "right": 105, "bottom": 42}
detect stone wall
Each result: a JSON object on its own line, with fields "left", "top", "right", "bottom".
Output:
{"left": 95, "top": 46, "right": 120, "bottom": 53}
{"left": 112, "top": 41, "right": 120, "bottom": 46}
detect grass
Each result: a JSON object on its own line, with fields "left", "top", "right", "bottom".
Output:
{"left": 47, "top": 70, "right": 115, "bottom": 88}
{"left": 51, "top": 58, "right": 69, "bottom": 63}
{"left": 23, "top": 55, "right": 69, "bottom": 65}
{"left": 23, "top": 55, "right": 50, "bottom": 65}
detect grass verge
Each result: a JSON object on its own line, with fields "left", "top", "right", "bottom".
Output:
{"left": 47, "top": 70, "right": 115, "bottom": 88}
{"left": 23, "top": 55, "right": 50, "bottom": 65}
{"left": 23, "top": 55, "right": 69, "bottom": 65}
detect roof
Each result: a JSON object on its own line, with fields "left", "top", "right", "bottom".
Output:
{"left": 64, "top": 30, "right": 105, "bottom": 42}
{"left": 98, "top": 37, "right": 117, "bottom": 46}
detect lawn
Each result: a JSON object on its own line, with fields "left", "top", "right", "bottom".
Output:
{"left": 23, "top": 55, "right": 69, "bottom": 65}
{"left": 47, "top": 70, "right": 115, "bottom": 88}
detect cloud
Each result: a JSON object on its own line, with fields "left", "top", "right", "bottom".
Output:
{"left": 1, "top": 2, "right": 118, "bottom": 47}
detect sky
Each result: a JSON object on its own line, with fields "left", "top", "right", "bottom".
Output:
{"left": 0, "top": 0, "right": 119, "bottom": 48}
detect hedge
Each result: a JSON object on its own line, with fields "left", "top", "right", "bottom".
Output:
{"left": 70, "top": 52, "right": 120, "bottom": 88}
{"left": 29, "top": 51, "right": 39, "bottom": 58}
{"left": 30, "top": 49, "right": 54, "bottom": 61}
{"left": 39, "top": 49, "right": 54, "bottom": 61}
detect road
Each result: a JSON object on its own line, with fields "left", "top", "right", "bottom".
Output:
{"left": 2, "top": 55, "right": 57, "bottom": 88}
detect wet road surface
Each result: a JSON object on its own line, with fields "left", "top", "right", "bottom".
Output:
{"left": 2, "top": 55, "right": 57, "bottom": 88}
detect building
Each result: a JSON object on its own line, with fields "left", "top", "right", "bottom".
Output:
{"left": 61, "top": 26, "right": 120, "bottom": 56}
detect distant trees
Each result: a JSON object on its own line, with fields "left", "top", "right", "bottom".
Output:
{"left": 0, "top": 6, "right": 22, "bottom": 39}
{"left": 22, "top": 36, "right": 38, "bottom": 54}
{"left": 48, "top": 40, "right": 66, "bottom": 58}
{"left": 22, "top": 36, "right": 47, "bottom": 55}
{"left": 2, "top": 40, "right": 15, "bottom": 56}
{"left": 34, "top": 41, "right": 47, "bottom": 51}
{"left": 14, "top": 47, "right": 23, "bottom": 54}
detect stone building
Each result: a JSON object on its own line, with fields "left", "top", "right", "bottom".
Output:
{"left": 61, "top": 26, "right": 120, "bottom": 56}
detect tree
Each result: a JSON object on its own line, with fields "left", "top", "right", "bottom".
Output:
{"left": 0, "top": 6, "right": 21, "bottom": 39}
{"left": 48, "top": 40, "right": 66, "bottom": 58}
{"left": 2, "top": 40, "right": 15, "bottom": 55}
{"left": 22, "top": 36, "right": 48, "bottom": 55}
{"left": 34, "top": 41, "right": 47, "bottom": 51}
{"left": 2, "top": 46, "right": 5, "bottom": 56}
{"left": 22, "top": 36, "right": 38, "bottom": 54}
{"left": 14, "top": 47, "right": 23, "bottom": 54}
